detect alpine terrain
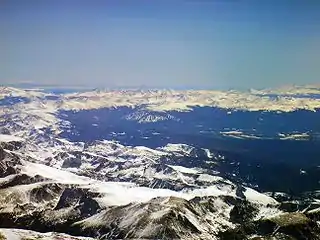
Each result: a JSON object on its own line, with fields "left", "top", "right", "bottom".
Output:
{"left": 0, "top": 86, "right": 319, "bottom": 239}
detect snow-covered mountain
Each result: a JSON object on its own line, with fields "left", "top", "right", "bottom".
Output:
{"left": 0, "top": 86, "right": 320, "bottom": 239}
{"left": 1, "top": 135, "right": 319, "bottom": 239}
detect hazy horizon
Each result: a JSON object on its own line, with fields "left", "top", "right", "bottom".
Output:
{"left": 1, "top": 1, "right": 320, "bottom": 89}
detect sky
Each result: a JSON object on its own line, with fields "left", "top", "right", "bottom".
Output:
{"left": 1, "top": 0, "right": 320, "bottom": 90}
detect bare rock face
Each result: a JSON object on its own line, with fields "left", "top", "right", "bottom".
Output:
{"left": 307, "top": 207, "right": 320, "bottom": 222}
{"left": 229, "top": 200, "right": 259, "bottom": 224}
{"left": 219, "top": 211, "right": 320, "bottom": 240}
{"left": 0, "top": 145, "right": 20, "bottom": 178}
{"left": 61, "top": 157, "right": 82, "bottom": 168}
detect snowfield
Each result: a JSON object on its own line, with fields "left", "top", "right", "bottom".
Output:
{"left": 0, "top": 134, "right": 24, "bottom": 142}
{"left": 0, "top": 228, "right": 95, "bottom": 240}
{"left": 19, "top": 159, "right": 277, "bottom": 207}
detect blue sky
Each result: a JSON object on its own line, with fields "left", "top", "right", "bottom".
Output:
{"left": 1, "top": 0, "right": 319, "bottom": 89}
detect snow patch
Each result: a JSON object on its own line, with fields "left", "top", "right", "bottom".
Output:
{"left": 197, "top": 174, "right": 223, "bottom": 183}
{"left": 0, "top": 134, "right": 24, "bottom": 142}
{"left": 244, "top": 187, "right": 278, "bottom": 205}
{"left": 168, "top": 165, "right": 200, "bottom": 174}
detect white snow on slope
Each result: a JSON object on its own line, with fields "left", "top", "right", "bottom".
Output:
{"left": 19, "top": 161, "right": 277, "bottom": 207}
{"left": 197, "top": 174, "right": 223, "bottom": 183}
{"left": 168, "top": 165, "right": 200, "bottom": 174}
{"left": 244, "top": 187, "right": 278, "bottom": 205}
{"left": 20, "top": 161, "right": 90, "bottom": 185}
{"left": 220, "top": 131, "right": 262, "bottom": 140}
{"left": 279, "top": 133, "right": 310, "bottom": 140}
{"left": 0, "top": 228, "right": 95, "bottom": 240}
{"left": 203, "top": 148, "right": 214, "bottom": 158}
{"left": 0, "top": 134, "right": 24, "bottom": 142}
{"left": 160, "top": 143, "right": 195, "bottom": 155}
